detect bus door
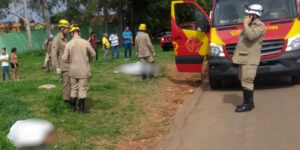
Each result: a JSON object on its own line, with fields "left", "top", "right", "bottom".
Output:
{"left": 171, "top": 0, "right": 211, "bottom": 73}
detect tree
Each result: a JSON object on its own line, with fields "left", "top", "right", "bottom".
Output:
{"left": 101, "top": 0, "right": 109, "bottom": 33}
{"left": 197, "top": 0, "right": 213, "bottom": 13}
{"left": 29, "top": 0, "right": 53, "bottom": 38}
{"left": 42, "top": 0, "right": 51, "bottom": 38}
{"left": 128, "top": 0, "right": 171, "bottom": 37}
{"left": 107, "top": 0, "right": 171, "bottom": 37}
{"left": 1, "top": 0, "right": 33, "bottom": 52}
{"left": 83, "top": 0, "right": 99, "bottom": 33}
{"left": 63, "top": 0, "right": 100, "bottom": 25}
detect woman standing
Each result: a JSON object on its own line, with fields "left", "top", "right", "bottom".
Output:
{"left": 88, "top": 32, "right": 98, "bottom": 61}
{"left": 10, "top": 48, "right": 18, "bottom": 81}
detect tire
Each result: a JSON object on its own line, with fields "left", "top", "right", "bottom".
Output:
{"left": 209, "top": 72, "right": 222, "bottom": 89}
{"left": 291, "top": 75, "right": 300, "bottom": 85}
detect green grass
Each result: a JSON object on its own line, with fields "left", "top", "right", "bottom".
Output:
{"left": 0, "top": 43, "right": 174, "bottom": 150}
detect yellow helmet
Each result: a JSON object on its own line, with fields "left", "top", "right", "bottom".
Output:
{"left": 70, "top": 24, "right": 80, "bottom": 33}
{"left": 139, "top": 24, "right": 146, "bottom": 31}
{"left": 58, "top": 19, "right": 70, "bottom": 28}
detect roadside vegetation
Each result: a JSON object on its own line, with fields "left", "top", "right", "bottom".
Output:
{"left": 0, "top": 43, "right": 174, "bottom": 150}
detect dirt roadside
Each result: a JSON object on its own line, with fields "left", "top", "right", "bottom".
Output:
{"left": 115, "top": 64, "right": 205, "bottom": 150}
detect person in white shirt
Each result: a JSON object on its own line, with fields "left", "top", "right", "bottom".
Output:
{"left": 109, "top": 32, "right": 120, "bottom": 59}
{"left": 0, "top": 48, "right": 11, "bottom": 81}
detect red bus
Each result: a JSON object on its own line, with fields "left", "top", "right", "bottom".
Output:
{"left": 171, "top": 0, "right": 300, "bottom": 88}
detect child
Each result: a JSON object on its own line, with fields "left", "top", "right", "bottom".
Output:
{"left": 0, "top": 48, "right": 11, "bottom": 81}
{"left": 10, "top": 48, "right": 18, "bottom": 81}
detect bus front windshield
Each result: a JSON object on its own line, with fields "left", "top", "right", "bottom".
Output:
{"left": 213, "top": 0, "right": 298, "bottom": 27}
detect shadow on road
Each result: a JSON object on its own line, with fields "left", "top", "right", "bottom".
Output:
{"left": 213, "top": 76, "right": 294, "bottom": 91}
{"left": 223, "top": 94, "right": 243, "bottom": 107}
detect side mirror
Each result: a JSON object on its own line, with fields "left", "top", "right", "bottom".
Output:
{"left": 196, "top": 18, "right": 211, "bottom": 32}
{"left": 202, "top": 20, "right": 211, "bottom": 32}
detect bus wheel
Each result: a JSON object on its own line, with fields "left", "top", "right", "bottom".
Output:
{"left": 291, "top": 75, "right": 300, "bottom": 85}
{"left": 209, "top": 72, "right": 222, "bottom": 89}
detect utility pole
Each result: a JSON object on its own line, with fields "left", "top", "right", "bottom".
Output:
{"left": 6, "top": 0, "right": 33, "bottom": 52}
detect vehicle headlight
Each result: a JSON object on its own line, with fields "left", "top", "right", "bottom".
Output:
{"left": 161, "top": 37, "right": 164, "bottom": 41}
{"left": 210, "top": 43, "right": 225, "bottom": 57}
{"left": 286, "top": 34, "right": 300, "bottom": 51}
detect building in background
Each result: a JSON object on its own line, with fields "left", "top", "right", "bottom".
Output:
{"left": 0, "top": 23, "right": 57, "bottom": 34}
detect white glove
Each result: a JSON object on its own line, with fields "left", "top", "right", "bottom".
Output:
{"left": 56, "top": 68, "right": 62, "bottom": 75}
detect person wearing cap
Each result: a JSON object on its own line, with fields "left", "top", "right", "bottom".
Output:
{"left": 42, "top": 35, "right": 54, "bottom": 72}
{"left": 232, "top": 4, "right": 266, "bottom": 112}
{"left": 102, "top": 33, "right": 110, "bottom": 61}
{"left": 51, "top": 19, "right": 71, "bottom": 105}
{"left": 62, "top": 25, "right": 96, "bottom": 114}
{"left": 135, "top": 23, "right": 155, "bottom": 80}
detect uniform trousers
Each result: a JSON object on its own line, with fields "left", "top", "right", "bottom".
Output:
{"left": 61, "top": 71, "right": 71, "bottom": 100}
{"left": 239, "top": 64, "right": 258, "bottom": 91}
{"left": 70, "top": 77, "right": 89, "bottom": 99}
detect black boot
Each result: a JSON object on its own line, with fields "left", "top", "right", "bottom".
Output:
{"left": 246, "top": 90, "right": 255, "bottom": 109}
{"left": 142, "top": 74, "right": 147, "bottom": 80}
{"left": 235, "top": 90, "right": 254, "bottom": 112}
{"left": 236, "top": 90, "right": 248, "bottom": 108}
{"left": 239, "top": 90, "right": 255, "bottom": 109}
{"left": 70, "top": 98, "right": 77, "bottom": 112}
{"left": 78, "top": 99, "right": 89, "bottom": 114}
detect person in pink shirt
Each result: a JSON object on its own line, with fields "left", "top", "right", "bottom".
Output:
{"left": 88, "top": 32, "right": 99, "bottom": 61}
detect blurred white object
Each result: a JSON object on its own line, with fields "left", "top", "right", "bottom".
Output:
{"left": 38, "top": 84, "right": 56, "bottom": 89}
{"left": 7, "top": 119, "right": 54, "bottom": 148}
{"left": 115, "top": 62, "right": 164, "bottom": 75}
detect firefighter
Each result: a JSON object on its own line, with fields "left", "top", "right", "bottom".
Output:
{"left": 62, "top": 25, "right": 96, "bottom": 114}
{"left": 51, "top": 19, "right": 71, "bottom": 105}
{"left": 42, "top": 34, "right": 54, "bottom": 72}
{"left": 135, "top": 24, "right": 155, "bottom": 80}
{"left": 232, "top": 4, "right": 266, "bottom": 112}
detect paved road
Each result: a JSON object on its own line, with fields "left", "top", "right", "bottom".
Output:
{"left": 151, "top": 77, "right": 300, "bottom": 150}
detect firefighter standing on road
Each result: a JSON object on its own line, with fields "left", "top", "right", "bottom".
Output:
{"left": 135, "top": 24, "right": 155, "bottom": 80}
{"left": 232, "top": 4, "right": 266, "bottom": 113}
{"left": 51, "top": 19, "right": 71, "bottom": 105}
{"left": 62, "top": 25, "right": 96, "bottom": 114}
